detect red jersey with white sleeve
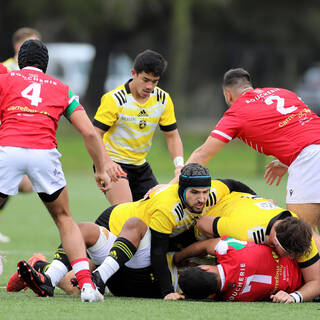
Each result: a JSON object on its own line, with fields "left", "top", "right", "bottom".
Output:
{"left": 0, "top": 63, "right": 8, "bottom": 74}
{"left": 215, "top": 237, "right": 302, "bottom": 302}
{"left": 0, "top": 67, "right": 83, "bottom": 149}
{"left": 211, "top": 88, "right": 320, "bottom": 166}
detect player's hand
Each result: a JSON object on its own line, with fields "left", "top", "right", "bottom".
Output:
{"left": 270, "top": 290, "right": 294, "bottom": 303}
{"left": 105, "top": 159, "right": 126, "bottom": 183}
{"left": 94, "top": 172, "right": 111, "bottom": 193}
{"left": 164, "top": 292, "right": 185, "bottom": 300}
{"left": 264, "top": 160, "right": 288, "bottom": 186}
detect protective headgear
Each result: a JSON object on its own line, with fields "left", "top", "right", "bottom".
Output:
{"left": 178, "top": 163, "right": 211, "bottom": 208}
{"left": 18, "top": 39, "right": 49, "bottom": 73}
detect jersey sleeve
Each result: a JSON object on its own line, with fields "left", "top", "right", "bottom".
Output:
{"left": 210, "top": 111, "right": 243, "bottom": 143}
{"left": 149, "top": 208, "right": 175, "bottom": 234}
{"left": 297, "top": 237, "right": 320, "bottom": 268}
{"left": 63, "top": 90, "right": 84, "bottom": 119}
{"left": 93, "top": 92, "right": 119, "bottom": 131}
{"left": 158, "top": 93, "right": 177, "bottom": 131}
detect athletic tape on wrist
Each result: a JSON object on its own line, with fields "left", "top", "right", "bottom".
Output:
{"left": 174, "top": 156, "right": 184, "bottom": 168}
{"left": 289, "top": 291, "right": 303, "bottom": 303}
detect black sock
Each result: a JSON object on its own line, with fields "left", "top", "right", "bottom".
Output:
{"left": 108, "top": 237, "right": 137, "bottom": 266}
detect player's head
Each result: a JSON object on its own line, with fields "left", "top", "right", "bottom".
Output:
{"left": 12, "top": 27, "right": 41, "bottom": 54}
{"left": 133, "top": 49, "right": 167, "bottom": 77}
{"left": 222, "top": 68, "right": 253, "bottom": 107}
{"left": 178, "top": 163, "right": 211, "bottom": 213}
{"left": 178, "top": 266, "right": 220, "bottom": 299}
{"left": 18, "top": 39, "right": 49, "bottom": 73}
{"left": 131, "top": 50, "right": 167, "bottom": 99}
{"left": 271, "top": 216, "right": 312, "bottom": 259}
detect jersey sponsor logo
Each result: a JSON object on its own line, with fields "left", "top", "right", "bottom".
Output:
{"left": 114, "top": 89, "right": 127, "bottom": 105}
{"left": 248, "top": 227, "right": 266, "bottom": 244}
{"left": 156, "top": 88, "right": 166, "bottom": 104}
{"left": 253, "top": 201, "right": 280, "bottom": 210}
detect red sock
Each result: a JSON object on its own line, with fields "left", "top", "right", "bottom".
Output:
{"left": 71, "top": 258, "right": 95, "bottom": 290}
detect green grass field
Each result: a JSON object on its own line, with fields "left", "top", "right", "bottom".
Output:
{"left": 1, "top": 126, "right": 319, "bottom": 319}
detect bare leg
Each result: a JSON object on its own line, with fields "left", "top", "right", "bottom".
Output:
{"left": 18, "top": 175, "right": 33, "bottom": 193}
{"left": 43, "top": 187, "right": 87, "bottom": 262}
{"left": 105, "top": 179, "right": 132, "bottom": 205}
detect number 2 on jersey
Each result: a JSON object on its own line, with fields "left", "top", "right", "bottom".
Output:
{"left": 265, "top": 95, "right": 297, "bottom": 115}
{"left": 21, "top": 83, "right": 42, "bottom": 106}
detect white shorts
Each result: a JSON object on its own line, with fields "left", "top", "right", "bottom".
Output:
{"left": 87, "top": 227, "right": 151, "bottom": 269}
{"left": 0, "top": 146, "right": 66, "bottom": 195}
{"left": 287, "top": 144, "right": 320, "bottom": 203}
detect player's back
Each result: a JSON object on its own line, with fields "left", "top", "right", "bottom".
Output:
{"left": 226, "top": 88, "right": 320, "bottom": 165}
{"left": 216, "top": 238, "right": 302, "bottom": 301}
{"left": 0, "top": 67, "right": 70, "bottom": 149}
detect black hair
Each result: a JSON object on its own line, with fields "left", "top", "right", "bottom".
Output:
{"left": 133, "top": 49, "right": 167, "bottom": 77}
{"left": 223, "top": 68, "right": 252, "bottom": 88}
{"left": 178, "top": 267, "right": 220, "bottom": 299}
{"left": 18, "top": 39, "right": 49, "bottom": 73}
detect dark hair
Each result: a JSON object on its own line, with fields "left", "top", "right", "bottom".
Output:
{"left": 223, "top": 68, "right": 252, "bottom": 88}
{"left": 276, "top": 216, "right": 312, "bottom": 259}
{"left": 18, "top": 39, "right": 49, "bottom": 73}
{"left": 133, "top": 49, "right": 167, "bottom": 77}
{"left": 178, "top": 267, "right": 220, "bottom": 299}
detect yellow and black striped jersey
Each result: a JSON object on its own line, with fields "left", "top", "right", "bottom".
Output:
{"left": 204, "top": 192, "right": 319, "bottom": 267}
{"left": 109, "top": 180, "right": 231, "bottom": 237}
{"left": 2, "top": 57, "right": 18, "bottom": 71}
{"left": 93, "top": 80, "right": 177, "bottom": 165}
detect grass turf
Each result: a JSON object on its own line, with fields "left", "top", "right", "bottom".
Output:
{"left": 0, "top": 126, "right": 319, "bottom": 319}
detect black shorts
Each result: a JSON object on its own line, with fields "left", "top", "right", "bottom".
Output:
{"left": 95, "top": 205, "right": 117, "bottom": 229}
{"left": 119, "top": 162, "right": 158, "bottom": 201}
{"left": 106, "top": 265, "right": 161, "bottom": 298}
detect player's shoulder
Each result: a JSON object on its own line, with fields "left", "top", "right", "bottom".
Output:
{"left": 104, "top": 82, "right": 128, "bottom": 106}
{"left": 152, "top": 86, "right": 172, "bottom": 104}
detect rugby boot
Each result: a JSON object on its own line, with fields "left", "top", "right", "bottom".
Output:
{"left": 81, "top": 283, "right": 104, "bottom": 302}
{"left": 17, "top": 260, "right": 54, "bottom": 297}
{"left": 7, "top": 253, "right": 47, "bottom": 292}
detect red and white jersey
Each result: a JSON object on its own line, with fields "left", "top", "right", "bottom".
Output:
{"left": 0, "top": 63, "right": 8, "bottom": 74}
{"left": 211, "top": 88, "right": 320, "bottom": 166}
{"left": 0, "top": 67, "right": 83, "bottom": 149}
{"left": 215, "top": 237, "right": 302, "bottom": 302}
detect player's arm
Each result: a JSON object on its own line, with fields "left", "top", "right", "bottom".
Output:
{"left": 196, "top": 216, "right": 218, "bottom": 238}
{"left": 93, "top": 126, "right": 126, "bottom": 182}
{"left": 150, "top": 228, "right": 174, "bottom": 298}
{"left": 173, "top": 238, "right": 220, "bottom": 265}
{"left": 264, "top": 159, "right": 288, "bottom": 186}
{"left": 217, "top": 179, "right": 256, "bottom": 195}
{"left": 170, "top": 137, "right": 226, "bottom": 184}
{"left": 187, "top": 136, "right": 226, "bottom": 165}
{"left": 68, "top": 109, "right": 110, "bottom": 192}
{"left": 162, "top": 128, "right": 184, "bottom": 176}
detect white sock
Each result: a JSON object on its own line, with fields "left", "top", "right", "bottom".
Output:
{"left": 45, "top": 259, "right": 69, "bottom": 287}
{"left": 96, "top": 256, "right": 120, "bottom": 283}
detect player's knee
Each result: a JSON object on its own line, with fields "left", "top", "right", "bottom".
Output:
{"left": 121, "top": 217, "right": 147, "bottom": 238}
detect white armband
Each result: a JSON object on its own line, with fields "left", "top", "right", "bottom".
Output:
{"left": 173, "top": 156, "right": 184, "bottom": 168}
{"left": 289, "top": 291, "right": 303, "bottom": 303}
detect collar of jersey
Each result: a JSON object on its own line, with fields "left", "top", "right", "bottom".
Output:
{"left": 22, "top": 66, "right": 43, "bottom": 73}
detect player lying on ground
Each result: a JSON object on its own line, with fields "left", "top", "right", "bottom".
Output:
{"left": 195, "top": 191, "right": 320, "bottom": 302}
{"left": 177, "top": 236, "right": 304, "bottom": 302}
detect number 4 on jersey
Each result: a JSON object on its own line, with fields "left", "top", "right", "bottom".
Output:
{"left": 21, "top": 83, "right": 42, "bottom": 106}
